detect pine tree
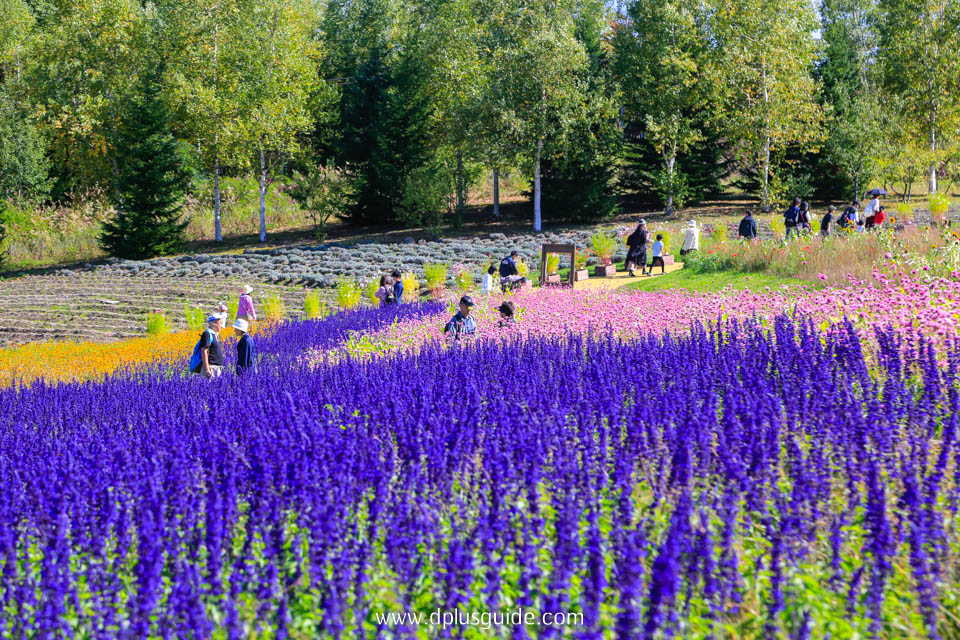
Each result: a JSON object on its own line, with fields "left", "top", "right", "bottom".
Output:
{"left": 100, "top": 71, "right": 189, "bottom": 259}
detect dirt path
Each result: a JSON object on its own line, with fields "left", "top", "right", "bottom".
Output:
{"left": 576, "top": 261, "right": 684, "bottom": 291}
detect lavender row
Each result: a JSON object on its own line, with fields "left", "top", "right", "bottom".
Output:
{"left": 1, "top": 317, "right": 958, "bottom": 638}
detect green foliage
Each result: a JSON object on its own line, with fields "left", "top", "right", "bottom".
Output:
{"left": 657, "top": 230, "right": 672, "bottom": 255}
{"left": 336, "top": 277, "right": 361, "bottom": 310}
{"left": 895, "top": 201, "right": 915, "bottom": 223}
{"left": 589, "top": 229, "right": 618, "bottom": 265}
{"left": 185, "top": 305, "right": 206, "bottom": 331}
{"left": 452, "top": 265, "right": 472, "bottom": 292}
{"left": 710, "top": 224, "right": 728, "bottom": 244}
{"left": 424, "top": 263, "right": 447, "bottom": 297}
{"left": 401, "top": 273, "right": 419, "bottom": 300}
{"left": 363, "top": 280, "right": 380, "bottom": 306}
{"left": 145, "top": 311, "right": 168, "bottom": 336}
{"left": 0, "top": 86, "right": 50, "bottom": 202}
{"left": 290, "top": 164, "right": 354, "bottom": 243}
{"left": 100, "top": 71, "right": 189, "bottom": 259}
{"left": 262, "top": 294, "right": 285, "bottom": 320}
{"left": 304, "top": 290, "right": 323, "bottom": 319}
{"left": 546, "top": 254, "right": 560, "bottom": 275}
{"left": 770, "top": 215, "right": 786, "bottom": 237}
{"left": 929, "top": 193, "right": 951, "bottom": 216}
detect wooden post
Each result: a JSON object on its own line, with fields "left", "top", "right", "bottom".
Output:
{"left": 539, "top": 243, "right": 576, "bottom": 288}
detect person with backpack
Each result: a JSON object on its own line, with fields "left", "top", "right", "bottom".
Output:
{"left": 625, "top": 219, "right": 649, "bottom": 277}
{"left": 838, "top": 200, "right": 859, "bottom": 231}
{"left": 784, "top": 197, "right": 801, "bottom": 240}
{"left": 798, "top": 201, "right": 812, "bottom": 234}
{"left": 190, "top": 313, "right": 226, "bottom": 379}
{"left": 233, "top": 318, "right": 256, "bottom": 375}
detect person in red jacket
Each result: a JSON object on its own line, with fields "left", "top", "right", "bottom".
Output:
{"left": 872, "top": 205, "right": 886, "bottom": 228}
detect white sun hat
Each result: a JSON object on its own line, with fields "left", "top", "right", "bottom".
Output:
{"left": 241, "top": 285, "right": 253, "bottom": 294}
{"left": 232, "top": 318, "right": 249, "bottom": 333}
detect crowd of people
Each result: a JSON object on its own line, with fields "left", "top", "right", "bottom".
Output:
{"left": 189, "top": 285, "right": 259, "bottom": 380}
{"left": 738, "top": 193, "right": 890, "bottom": 241}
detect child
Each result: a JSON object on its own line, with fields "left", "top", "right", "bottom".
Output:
{"left": 481, "top": 265, "right": 496, "bottom": 295}
{"left": 649, "top": 234, "right": 666, "bottom": 275}
{"left": 374, "top": 276, "right": 395, "bottom": 306}
{"left": 233, "top": 319, "right": 256, "bottom": 374}
{"left": 497, "top": 301, "right": 517, "bottom": 328}
{"left": 391, "top": 270, "right": 404, "bottom": 303}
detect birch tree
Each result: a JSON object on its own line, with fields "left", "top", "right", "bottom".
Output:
{"left": 878, "top": 0, "right": 960, "bottom": 194}
{"left": 492, "top": 0, "right": 588, "bottom": 231}
{"left": 614, "top": 0, "right": 716, "bottom": 216}
{"left": 235, "top": 0, "right": 318, "bottom": 242}
{"left": 713, "top": 0, "right": 823, "bottom": 207}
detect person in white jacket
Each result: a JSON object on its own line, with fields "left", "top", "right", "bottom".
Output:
{"left": 481, "top": 265, "right": 496, "bottom": 295}
{"left": 681, "top": 220, "right": 700, "bottom": 255}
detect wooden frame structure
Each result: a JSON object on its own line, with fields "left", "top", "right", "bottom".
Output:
{"left": 538, "top": 243, "right": 576, "bottom": 287}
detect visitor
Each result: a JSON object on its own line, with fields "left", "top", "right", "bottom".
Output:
{"left": 864, "top": 193, "right": 881, "bottom": 224}
{"left": 499, "top": 251, "right": 527, "bottom": 290}
{"left": 649, "top": 234, "right": 666, "bottom": 275}
{"left": 798, "top": 201, "right": 812, "bottom": 234}
{"left": 481, "top": 265, "right": 497, "bottom": 295}
{"left": 497, "top": 301, "right": 517, "bottom": 328}
{"left": 237, "top": 285, "right": 257, "bottom": 322}
{"left": 233, "top": 318, "right": 256, "bottom": 375}
{"left": 856, "top": 219, "right": 866, "bottom": 233}
{"left": 738, "top": 210, "right": 758, "bottom": 240}
{"left": 444, "top": 295, "right": 477, "bottom": 340}
{"left": 190, "top": 313, "right": 226, "bottom": 379}
{"left": 680, "top": 220, "right": 700, "bottom": 255}
{"left": 784, "top": 197, "right": 801, "bottom": 240}
{"left": 626, "top": 219, "right": 649, "bottom": 277}
{"left": 821, "top": 205, "right": 836, "bottom": 238}
{"left": 873, "top": 205, "right": 886, "bottom": 227}
{"left": 391, "top": 270, "right": 403, "bottom": 303}
{"left": 839, "top": 200, "right": 859, "bottom": 230}
{"left": 375, "top": 276, "right": 395, "bottom": 306}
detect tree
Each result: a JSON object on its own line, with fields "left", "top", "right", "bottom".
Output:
{"left": 0, "top": 86, "right": 49, "bottom": 201}
{"left": 492, "top": 0, "right": 590, "bottom": 231}
{"left": 160, "top": 0, "right": 247, "bottom": 242}
{"left": 324, "top": 0, "right": 435, "bottom": 225}
{"left": 713, "top": 0, "right": 823, "bottom": 208}
{"left": 100, "top": 71, "right": 189, "bottom": 259}
{"left": 235, "top": 0, "right": 319, "bottom": 242}
{"left": 0, "top": 0, "right": 34, "bottom": 85}
{"left": 877, "top": 0, "right": 960, "bottom": 194}
{"left": 614, "top": 0, "right": 717, "bottom": 215}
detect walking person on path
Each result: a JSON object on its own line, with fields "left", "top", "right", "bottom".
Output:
{"left": 626, "top": 219, "right": 649, "bottom": 277}
{"left": 821, "top": 205, "right": 836, "bottom": 238}
{"left": 237, "top": 285, "right": 257, "bottom": 322}
{"left": 233, "top": 319, "right": 256, "bottom": 375}
{"left": 649, "top": 234, "right": 667, "bottom": 275}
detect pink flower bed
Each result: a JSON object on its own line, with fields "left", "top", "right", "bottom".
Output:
{"left": 320, "top": 274, "right": 960, "bottom": 362}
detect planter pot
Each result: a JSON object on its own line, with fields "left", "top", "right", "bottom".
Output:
{"left": 594, "top": 264, "right": 616, "bottom": 277}
{"left": 574, "top": 269, "right": 590, "bottom": 282}
{"left": 663, "top": 254, "right": 675, "bottom": 266}
{"left": 546, "top": 274, "right": 561, "bottom": 284}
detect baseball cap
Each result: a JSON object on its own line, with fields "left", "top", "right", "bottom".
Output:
{"left": 460, "top": 295, "right": 475, "bottom": 307}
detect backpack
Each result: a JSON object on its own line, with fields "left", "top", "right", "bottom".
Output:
{"left": 784, "top": 206, "right": 799, "bottom": 226}
{"left": 189, "top": 329, "right": 216, "bottom": 373}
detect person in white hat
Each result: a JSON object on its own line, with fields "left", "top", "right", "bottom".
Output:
{"left": 233, "top": 318, "right": 256, "bottom": 374}
{"left": 680, "top": 220, "right": 700, "bottom": 255}
{"left": 237, "top": 285, "right": 257, "bottom": 322}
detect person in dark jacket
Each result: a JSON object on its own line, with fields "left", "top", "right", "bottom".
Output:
{"left": 499, "top": 251, "right": 520, "bottom": 278}
{"left": 821, "top": 205, "right": 836, "bottom": 238}
{"left": 738, "top": 210, "right": 758, "bottom": 240}
{"left": 233, "top": 319, "right": 256, "bottom": 374}
{"left": 798, "top": 201, "right": 812, "bottom": 233}
{"left": 391, "top": 269, "right": 403, "bottom": 303}
{"left": 625, "top": 219, "right": 649, "bottom": 277}
{"left": 784, "top": 197, "right": 801, "bottom": 240}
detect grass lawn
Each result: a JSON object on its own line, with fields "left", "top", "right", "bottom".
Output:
{"left": 618, "top": 268, "right": 815, "bottom": 293}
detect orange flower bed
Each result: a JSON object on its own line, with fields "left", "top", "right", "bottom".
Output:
{"left": 0, "top": 326, "right": 253, "bottom": 388}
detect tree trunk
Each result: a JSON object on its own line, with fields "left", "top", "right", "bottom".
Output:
{"left": 455, "top": 149, "right": 465, "bottom": 228}
{"left": 762, "top": 136, "right": 771, "bottom": 207}
{"left": 664, "top": 152, "right": 676, "bottom": 217}
{"left": 259, "top": 148, "right": 267, "bottom": 243}
{"left": 492, "top": 168, "right": 500, "bottom": 218}
{"left": 929, "top": 126, "right": 938, "bottom": 195}
{"left": 533, "top": 139, "right": 543, "bottom": 232}
{"left": 214, "top": 155, "right": 222, "bottom": 242}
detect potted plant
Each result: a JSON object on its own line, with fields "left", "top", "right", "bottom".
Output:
{"left": 545, "top": 254, "right": 561, "bottom": 283}
{"left": 929, "top": 193, "right": 951, "bottom": 226}
{"left": 574, "top": 248, "right": 589, "bottom": 282}
{"left": 590, "top": 229, "right": 618, "bottom": 277}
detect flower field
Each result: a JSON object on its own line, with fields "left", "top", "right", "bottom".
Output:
{"left": 3, "top": 289, "right": 960, "bottom": 638}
